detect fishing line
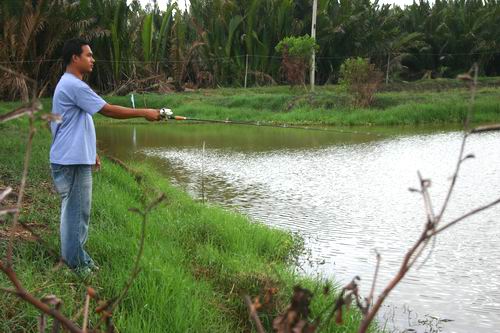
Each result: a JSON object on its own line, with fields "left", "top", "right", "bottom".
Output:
{"left": 159, "top": 108, "right": 385, "bottom": 137}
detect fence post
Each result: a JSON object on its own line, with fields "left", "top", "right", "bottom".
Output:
{"left": 244, "top": 54, "right": 249, "bottom": 88}
{"left": 386, "top": 53, "right": 391, "bottom": 85}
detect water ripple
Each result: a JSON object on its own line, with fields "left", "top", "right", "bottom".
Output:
{"left": 102, "top": 124, "right": 500, "bottom": 333}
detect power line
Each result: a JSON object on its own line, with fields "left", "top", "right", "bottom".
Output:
{"left": 1, "top": 50, "right": 499, "bottom": 65}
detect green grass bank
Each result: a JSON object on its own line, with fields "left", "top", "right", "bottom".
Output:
{"left": 98, "top": 80, "right": 500, "bottom": 127}
{"left": 2, "top": 79, "right": 499, "bottom": 128}
{"left": 0, "top": 115, "right": 371, "bottom": 331}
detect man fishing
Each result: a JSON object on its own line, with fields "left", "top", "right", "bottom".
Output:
{"left": 50, "top": 38, "right": 162, "bottom": 278}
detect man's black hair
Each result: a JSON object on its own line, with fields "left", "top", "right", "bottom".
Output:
{"left": 62, "top": 38, "right": 90, "bottom": 66}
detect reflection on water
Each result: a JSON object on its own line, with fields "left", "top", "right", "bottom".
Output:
{"left": 97, "top": 123, "right": 500, "bottom": 333}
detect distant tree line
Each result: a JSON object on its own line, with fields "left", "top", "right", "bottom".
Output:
{"left": 1, "top": 0, "right": 499, "bottom": 100}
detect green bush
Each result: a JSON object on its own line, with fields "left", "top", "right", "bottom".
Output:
{"left": 275, "top": 35, "right": 318, "bottom": 59}
{"left": 340, "top": 57, "right": 383, "bottom": 107}
{"left": 275, "top": 35, "right": 319, "bottom": 87}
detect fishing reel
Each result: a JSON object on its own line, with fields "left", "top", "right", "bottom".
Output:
{"left": 160, "top": 108, "right": 174, "bottom": 120}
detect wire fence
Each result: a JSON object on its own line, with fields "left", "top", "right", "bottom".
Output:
{"left": 1, "top": 50, "right": 500, "bottom": 64}
{"left": 1, "top": 51, "right": 500, "bottom": 102}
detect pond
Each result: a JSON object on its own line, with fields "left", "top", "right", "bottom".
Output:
{"left": 97, "top": 122, "right": 500, "bottom": 333}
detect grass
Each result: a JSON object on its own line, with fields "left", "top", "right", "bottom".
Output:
{"left": 2, "top": 79, "right": 499, "bottom": 128}
{"left": 98, "top": 84, "right": 499, "bottom": 127}
{"left": 0, "top": 114, "right": 372, "bottom": 331}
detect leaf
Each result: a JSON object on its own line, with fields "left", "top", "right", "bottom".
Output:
{"left": 154, "top": 4, "right": 176, "bottom": 65}
{"left": 142, "top": 13, "right": 154, "bottom": 62}
{"left": 225, "top": 15, "right": 243, "bottom": 58}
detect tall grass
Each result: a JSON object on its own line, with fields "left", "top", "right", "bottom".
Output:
{"left": 0, "top": 116, "right": 368, "bottom": 332}
{"left": 99, "top": 84, "right": 500, "bottom": 127}
{"left": 2, "top": 82, "right": 499, "bottom": 129}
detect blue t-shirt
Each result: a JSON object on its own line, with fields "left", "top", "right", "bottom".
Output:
{"left": 50, "top": 73, "right": 106, "bottom": 165}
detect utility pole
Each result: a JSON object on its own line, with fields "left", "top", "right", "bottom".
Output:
{"left": 310, "top": 0, "right": 318, "bottom": 92}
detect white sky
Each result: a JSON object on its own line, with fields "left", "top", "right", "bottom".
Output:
{"left": 137, "top": 0, "right": 424, "bottom": 12}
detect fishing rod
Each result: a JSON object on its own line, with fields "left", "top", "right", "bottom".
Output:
{"left": 159, "top": 108, "right": 385, "bottom": 137}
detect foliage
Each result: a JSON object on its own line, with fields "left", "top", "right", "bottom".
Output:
{"left": 95, "top": 82, "right": 500, "bottom": 126}
{"left": 1, "top": 0, "right": 500, "bottom": 99}
{"left": 340, "top": 58, "right": 383, "bottom": 107}
{"left": 275, "top": 35, "right": 318, "bottom": 58}
{"left": 275, "top": 35, "right": 318, "bottom": 87}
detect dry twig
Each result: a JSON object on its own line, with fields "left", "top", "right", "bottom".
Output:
{"left": 245, "top": 295, "right": 266, "bottom": 333}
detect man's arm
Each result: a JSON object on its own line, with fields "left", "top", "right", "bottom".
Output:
{"left": 99, "top": 104, "right": 161, "bottom": 121}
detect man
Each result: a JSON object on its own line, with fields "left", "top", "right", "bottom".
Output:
{"left": 50, "top": 38, "right": 161, "bottom": 277}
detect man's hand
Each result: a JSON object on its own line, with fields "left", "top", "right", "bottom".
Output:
{"left": 94, "top": 153, "right": 101, "bottom": 172}
{"left": 144, "top": 109, "right": 161, "bottom": 121}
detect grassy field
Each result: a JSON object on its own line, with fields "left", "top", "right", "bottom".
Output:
{"left": 0, "top": 115, "right": 370, "bottom": 331}
{"left": 1, "top": 79, "right": 499, "bottom": 128}
{"left": 98, "top": 80, "right": 500, "bottom": 127}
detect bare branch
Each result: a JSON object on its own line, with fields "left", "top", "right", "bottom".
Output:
{"left": 0, "top": 187, "right": 13, "bottom": 202}
{"left": 0, "top": 207, "right": 19, "bottom": 216}
{"left": 40, "top": 113, "right": 62, "bottom": 124}
{"left": 107, "top": 155, "right": 143, "bottom": 182}
{"left": 322, "top": 276, "right": 361, "bottom": 327}
{"left": 416, "top": 236, "right": 437, "bottom": 270}
{"left": 0, "top": 260, "right": 82, "bottom": 333}
{"left": 471, "top": 123, "right": 500, "bottom": 133}
{"left": 6, "top": 110, "right": 37, "bottom": 266}
{"left": 407, "top": 238, "right": 431, "bottom": 269}
{"left": 436, "top": 64, "right": 478, "bottom": 222}
{"left": 367, "top": 250, "right": 381, "bottom": 307}
{"left": 417, "top": 171, "right": 436, "bottom": 224}
{"left": 39, "top": 313, "right": 47, "bottom": 333}
{"left": 0, "top": 102, "right": 42, "bottom": 123}
{"left": 82, "top": 293, "right": 90, "bottom": 333}
{"left": 430, "top": 197, "right": 500, "bottom": 237}
{"left": 145, "top": 193, "right": 166, "bottom": 212}
{"left": 244, "top": 295, "right": 266, "bottom": 333}
{"left": 357, "top": 227, "right": 427, "bottom": 332}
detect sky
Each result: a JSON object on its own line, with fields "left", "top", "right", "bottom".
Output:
{"left": 137, "top": 0, "right": 424, "bottom": 12}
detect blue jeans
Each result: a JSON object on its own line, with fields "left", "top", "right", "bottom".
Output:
{"left": 51, "top": 164, "right": 94, "bottom": 269}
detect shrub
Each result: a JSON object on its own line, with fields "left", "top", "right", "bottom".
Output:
{"left": 340, "top": 57, "right": 383, "bottom": 107}
{"left": 275, "top": 35, "right": 319, "bottom": 88}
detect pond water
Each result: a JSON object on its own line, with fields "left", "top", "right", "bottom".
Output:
{"left": 97, "top": 123, "right": 500, "bottom": 333}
